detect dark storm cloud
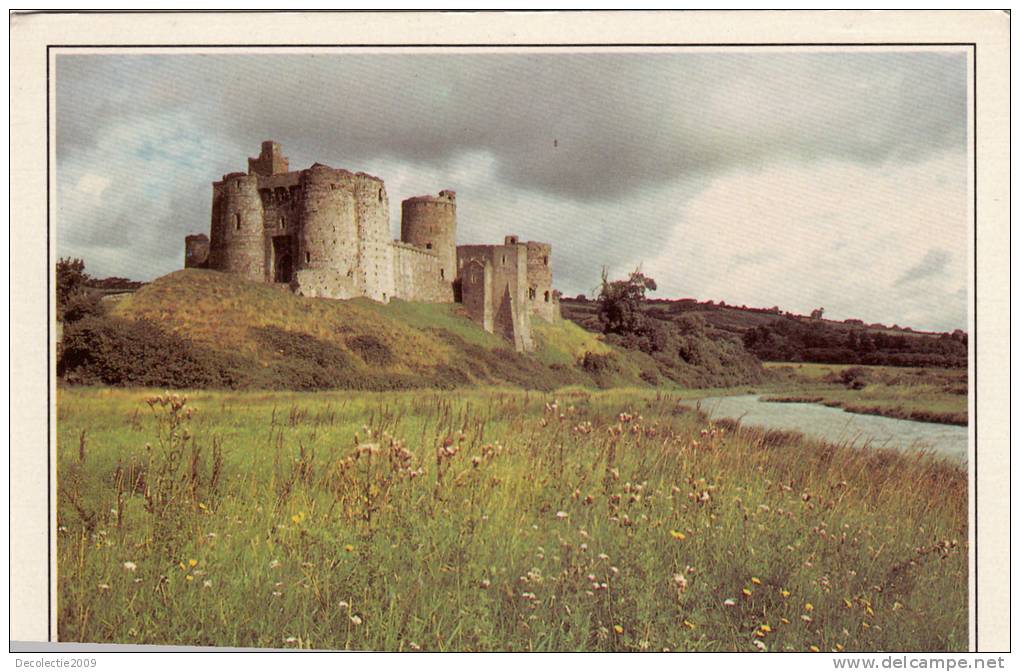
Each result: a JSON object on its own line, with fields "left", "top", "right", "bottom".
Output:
{"left": 58, "top": 51, "right": 967, "bottom": 201}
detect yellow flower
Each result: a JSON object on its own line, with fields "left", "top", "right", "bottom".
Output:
{"left": 198, "top": 502, "right": 207, "bottom": 510}
{"left": 186, "top": 575, "right": 194, "bottom": 582}
{"left": 804, "top": 602, "right": 814, "bottom": 612}
{"left": 291, "top": 514, "right": 302, "bottom": 524}
{"left": 760, "top": 624, "right": 772, "bottom": 633}
{"left": 751, "top": 577, "right": 761, "bottom": 585}
{"left": 780, "top": 589, "right": 790, "bottom": 598}
{"left": 809, "top": 645, "right": 820, "bottom": 653}
{"left": 683, "top": 620, "right": 696, "bottom": 629}
{"left": 613, "top": 624, "right": 624, "bottom": 634}
{"left": 780, "top": 617, "right": 791, "bottom": 625}
{"left": 835, "top": 643, "right": 845, "bottom": 652}
{"left": 344, "top": 544, "right": 354, "bottom": 553}
{"left": 844, "top": 598, "right": 854, "bottom": 609}
{"left": 188, "top": 559, "right": 198, "bottom": 568}
{"left": 670, "top": 530, "right": 686, "bottom": 541}
{"left": 742, "top": 587, "right": 753, "bottom": 597}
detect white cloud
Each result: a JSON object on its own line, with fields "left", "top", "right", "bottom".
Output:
{"left": 74, "top": 173, "right": 111, "bottom": 200}
{"left": 642, "top": 152, "right": 967, "bottom": 331}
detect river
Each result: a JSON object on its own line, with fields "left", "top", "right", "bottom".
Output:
{"left": 698, "top": 395, "right": 968, "bottom": 464}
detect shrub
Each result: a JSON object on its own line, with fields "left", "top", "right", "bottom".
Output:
{"left": 345, "top": 334, "right": 394, "bottom": 366}
{"left": 59, "top": 315, "right": 251, "bottom": 388}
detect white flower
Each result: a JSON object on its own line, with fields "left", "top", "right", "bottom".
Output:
{"left": 598, "top": 553, "right": 610, "bottom": 561}
{"left": 122, "top": 561, "right": 137, "bottom": 572}
{"left": 98, "top": 584, "right": 110, "bottom": 591}
{"left": 269, "top": 559, "right": 281, "bottom": 569}
{"left": 350, "top": 615, "right": 362, "bottom": 625}
{"left": 724, "top": 598, "right": 737, "bottom": 607}
{"left": 754, "top": 640, "right": 767, "bottom": 652}
{"left": 203, "top": 580, "right": 213, "bottom": 588}
{"left": 284, "top": 637, "right": 297, "bottom": 644}
{"left": 556, "top": 511, "right": 569, "bottom": 520}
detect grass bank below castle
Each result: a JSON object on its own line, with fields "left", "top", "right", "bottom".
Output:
{"left": 57, "top": 386, "right": 966, "bottom": 651}
{"left": 58, "top": 269, "right": 765, "bottom": 392}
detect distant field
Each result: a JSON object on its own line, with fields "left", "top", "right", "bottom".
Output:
{"left": 57, "top": 386, "right": 967, "bottom": 651}
{"left": 762, "top": 363, "right": 968, "bottom": 426}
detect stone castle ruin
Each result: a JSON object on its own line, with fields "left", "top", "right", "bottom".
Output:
{"left": 185, "top": 141, "right": 559, "bottom": 351}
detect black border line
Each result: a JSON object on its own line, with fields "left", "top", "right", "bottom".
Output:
{"left": 41, "top": 40, "right": 984, "bottom": 653}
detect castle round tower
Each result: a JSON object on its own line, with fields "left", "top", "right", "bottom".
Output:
{"left": 400, "top": 190, "right": 457, "bottom": 283}
{"left": 297, "top": 164, "right": 359, "bottom": 281}
{"left": 208, "top": 173, "right": 265, "bottom": 281}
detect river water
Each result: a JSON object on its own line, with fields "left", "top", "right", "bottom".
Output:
{"left": 697, "top": 395, "right": 968, "bottom": 464}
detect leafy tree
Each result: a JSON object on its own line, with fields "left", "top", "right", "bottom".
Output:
{"left": 56, "top": 257, "right": 95, "bottom": 321}
{"left": 595, "top": 267, "right": 657, "bottom": 336}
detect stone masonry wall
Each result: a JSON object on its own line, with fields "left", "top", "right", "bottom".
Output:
{"left": 392, "top": 242, "right": 455, "bottom": 303}
{"left": 525, "top": 241, "right": 556, "bottom": 322}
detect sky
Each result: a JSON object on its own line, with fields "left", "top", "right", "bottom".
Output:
{"left": 55, "top": 49, "right": 970, "bottom": 332}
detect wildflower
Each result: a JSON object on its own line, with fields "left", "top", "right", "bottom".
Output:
{"left": 350, "top": 615, "right": 363, "bottom": 625}
{"left": 598, "top": 553, "right": 610, "bottom": 561}
{"left": 344, "top": 544, "right": 354, "bottom": 553}
{"left": 272, "top": 591, "right": 283, "bottom": 597}
{"left": 609, "top": 566, "right": 619, "bottom": 576}
{"left": 809, "top": 645, "right": 821, "bottom": 653}
{"left": 750, "top": 577, "right": 761, "bottom": 585}
{"left": 779, "top": 617, "right": 790, "bottom": 624}
{"left": 98, "top": 583, "right": 110, "bottom": 591}
{"left": 556, "top": 511, "right": 569, "bottom": 520}
{"left": 338, "top": 601, "right": 350, "bottom": 610}
{"left": 753, "top": 641, "right": 767, "bottom": 651}
{"left": 409, "top": 642, "right": 421, "bottom": 651}
{"left": 203, "top": 580, "right": 213, "bottom": 588}
{"left": 742, "top": 587, "right": 753, "bottom": 597}
{"left": 723, "top": 598, "right": 736, "bottom": 607}
{"left": 270, "top": 559, "right": 281, "bottom": 569}
{"left": 122, "top": 561, "right": 137, "bottom": 572}
{"left": 479, "top": 579, "right": 491, "bottom": 590}
{"left": 804, "top": 602, "right": 814, "bottom": 612}
{"left": 284, "top": 637, "right": 298, "bottom": 644}
{"left": 670, "top": 530, "right": 686, "bottom": 541}
{"left": 780, "top": 589, "right": 790, "bottom": 598}
{"left": 760, "top": 624, "right": 772, "bottom": 633}
{"left": 188, "top": 559, "right": 198, "bottom": 568}
{"left": 683, "top": 620, "right": 696, "bottom": 629}
{"left": 613, "top": 624, "right": 624, "bottom": 634}
{"left": 672, "top": 574, "right": 688, "bottom": 593}
{"left": 801, "top": 614, "right": 813, "bottom": 623}
{"left": 844, "top": 598, "right": 854, "bottom": 609}
{"left": 186, "top": 575, "right": 194, "bottom": 582}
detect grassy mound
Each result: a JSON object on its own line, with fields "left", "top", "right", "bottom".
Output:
{"left": 60, "top": 269, "right": 758, "bottom": 391}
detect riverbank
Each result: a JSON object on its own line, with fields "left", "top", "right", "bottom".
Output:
{"left": 57, "top": 386, "right": 966, "bottom": 651}
{"left": 761, "top": 363, "right": 967, "bottom": 426}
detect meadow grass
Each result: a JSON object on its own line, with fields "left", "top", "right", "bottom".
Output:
{"left": 57, "top": 386, "right": 967, "bottom": 651}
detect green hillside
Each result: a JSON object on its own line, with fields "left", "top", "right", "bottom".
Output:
{"left": 60, "top": 269, "right": 751, "bottom": 391}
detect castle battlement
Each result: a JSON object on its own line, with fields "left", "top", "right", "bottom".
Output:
{"left": 185, "top": 142, "right": 558, "bottom": 351}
